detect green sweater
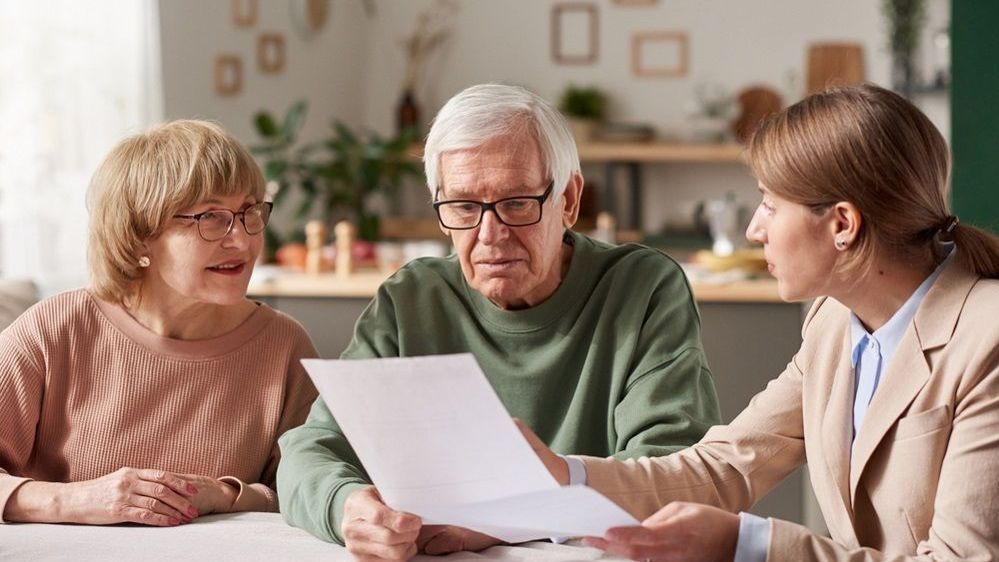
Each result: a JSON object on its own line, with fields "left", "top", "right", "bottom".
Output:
{"left": 277, "top": 230, "right": 720, "bottom": 544}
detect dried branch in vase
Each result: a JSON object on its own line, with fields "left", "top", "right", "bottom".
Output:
{"left": 401, "top": 0, "right": 459, "bottom": 91}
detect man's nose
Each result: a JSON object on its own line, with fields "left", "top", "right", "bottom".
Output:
{"left": 477, "top": 208, "right": 510, "bottom": 244}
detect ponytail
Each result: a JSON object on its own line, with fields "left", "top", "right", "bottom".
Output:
{"left": 952, "top": 223, "right": 999, "bottom": 278}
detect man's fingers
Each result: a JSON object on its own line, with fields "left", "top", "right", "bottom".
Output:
{"left": 422, "top": 530, "right": 464, "bottom": 555}
{"left": 135, "top": 469, "right": 197, "bottom": 497}
{"left": 344, "top": 520, "right": 420, "bottom": 547}
{"left": 416, "top": 524, "right": 449, "bottom": 550}
{"left": 118, "top": 505, "right": 179, "bottom": 527}
{"left": 363, "top": 506, "right": 421, "bottom": 534}
{"left": 131, "top": 480, "right": 198, "bottom": 519}
{"left": 346, "top": 537, "right": 417, "bottom": 561}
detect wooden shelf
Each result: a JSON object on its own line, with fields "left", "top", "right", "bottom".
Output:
{"left": 578, "top": 141, "right": 745, "bottom": 163}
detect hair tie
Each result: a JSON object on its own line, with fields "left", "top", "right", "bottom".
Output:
{"left": 941, "top": 215, "right": 959, "bottom": 235}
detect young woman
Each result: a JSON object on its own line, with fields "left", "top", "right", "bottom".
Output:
{"left": 0, "top": 120, "right": 318, "bottom": 526}
{"left": 524, "top": 84, "right": 999, "bottom": 562}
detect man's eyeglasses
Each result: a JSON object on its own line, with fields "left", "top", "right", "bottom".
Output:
{"left": 173, "top": 201, "right": 273, "bottom": 242}
{"left": 433, "top": 183, "right": 554, "bottom": 230}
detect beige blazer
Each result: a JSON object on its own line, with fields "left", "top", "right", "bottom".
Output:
{"left": 577, "top": 261, "right": 999, "bottom": 561}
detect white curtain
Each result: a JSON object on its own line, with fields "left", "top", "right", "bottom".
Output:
{"left": 0, "top": 0, "right": 163, "bottom": 296}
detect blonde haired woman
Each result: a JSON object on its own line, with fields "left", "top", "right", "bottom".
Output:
{"left": 0, "top": 120, "right": 317, "bottom": 526}
{"left": 524, "top": 84, "right": 999, "bottom": 561}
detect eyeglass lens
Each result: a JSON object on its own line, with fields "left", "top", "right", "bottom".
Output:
{"left": 198, "top": 203, "right": 271, "bottom": 240}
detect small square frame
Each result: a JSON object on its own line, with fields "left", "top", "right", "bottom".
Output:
{"left": 215, "top": 55, "right": 243, "bottom": 96}
{"left": 632, "top": 31, "right": 689, "bottom": 78}
{"left": 231, "top": 0, "right": 258, "bottom": 27}
{"left": 551, "top": 2, "right": 598, "bottom": 65}
{"left": 258, "top": 33, "right": 286, "bottom": 73}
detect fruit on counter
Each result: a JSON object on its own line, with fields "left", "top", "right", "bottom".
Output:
{"left": 275, "top": 242, "right": 308, "bottom": 269}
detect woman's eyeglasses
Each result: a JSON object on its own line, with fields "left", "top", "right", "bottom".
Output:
{"left": 173, "top": 201, "right": 273, "bottom": 242}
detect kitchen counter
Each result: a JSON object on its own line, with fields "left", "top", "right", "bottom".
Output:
{"left": 248, "top": 268, "right": 783, "bottom": 303}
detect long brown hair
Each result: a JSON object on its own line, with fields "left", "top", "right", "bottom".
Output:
{"left": 748, "top": 83, "right": 999, "bottom": 279}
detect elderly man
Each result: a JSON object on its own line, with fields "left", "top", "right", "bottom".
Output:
{"left": 277, "top": 84, "right": 720, "bottom": 559}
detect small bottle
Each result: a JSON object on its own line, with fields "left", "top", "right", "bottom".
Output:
{"left": 593, "top": 212, "right": 616, "bottom": 245}
{"left": 335, "top": 221, "right": 356, "bottom": 279}
{"left": 305, "top": 220, "right": 327, "bottom": 275}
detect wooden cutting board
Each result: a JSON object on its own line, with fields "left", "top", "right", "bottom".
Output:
{"left": 806, "top": 43, "right": 866, "bottom": 94}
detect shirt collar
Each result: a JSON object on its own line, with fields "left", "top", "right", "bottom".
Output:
{"left": 850, "top": 245, "right": 955, "bottom": 366}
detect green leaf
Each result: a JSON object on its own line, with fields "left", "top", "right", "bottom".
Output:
{"left": 283, "top": 101, "right": 308, "bottom": 144}
{"left": 264, "top": 160, "right": 288, "bottom": 181}
{"left": 254, "top": 111, "right": 280, "bottom": 138}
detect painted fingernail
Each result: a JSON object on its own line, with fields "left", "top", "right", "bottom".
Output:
{"left": 187, "top": 485, "right": 198, "bottom": 495}
{"left": 169, "top": 517, "right": 180, "bottom": 526}
{"left": 187, "top": 507, "right": 198, "bottom": 517}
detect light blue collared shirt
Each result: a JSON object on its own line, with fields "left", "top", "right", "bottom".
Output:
{"left": 734, "top": 248, "right": 953, "bottom": 562}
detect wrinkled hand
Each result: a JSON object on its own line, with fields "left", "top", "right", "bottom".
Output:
{"left": 514, "top": 418, "right": 569, "bottom": 485}
{"left": 170, "top": 473, "right": 238, "bottom": 515}
{"left": 417, "top": 525, "right": 503, "bottom": 555}
{"left": 59, "top": 467, "right": 200, "bottom": 526}
{"left": 342, "top": 486, "right": 422, "bottom": 561}
{"left": 583, "top": 502, "right": 739, "bottom": 562}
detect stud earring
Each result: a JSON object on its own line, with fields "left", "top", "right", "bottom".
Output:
{"left": 835, "top": 238, "right": 848, "bottom": 250}
{"left": 138, "top": 256, "right": 151, "bottom": 268}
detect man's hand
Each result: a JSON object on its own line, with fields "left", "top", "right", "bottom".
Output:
{"left": 417, "top": 525, "right": 503, "bottom": 555}
{"left": 583, "top": 502, "right": 740, "bottom": 562}
{"left": 514, "top": 418, "right": 569, "bottom": 485}
{"left": 342, "top": 486, "right": 422, "bottom": 562}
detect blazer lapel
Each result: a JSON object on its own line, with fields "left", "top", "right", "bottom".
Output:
{"left": 848, "top": 259, "right": 978, "bottom": 503}
{"left": 848, "top": 331, "right": 930, "bottom": 502}
{"left": 822, "top": 351, "right": 855, "bottom": 518}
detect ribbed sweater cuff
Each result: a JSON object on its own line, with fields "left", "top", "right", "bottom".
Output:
{"left": 218, "top": 476, "right": 277, "bottom": 513}
{"left": 0, "top": 475, "right": 33, "bottom": 523}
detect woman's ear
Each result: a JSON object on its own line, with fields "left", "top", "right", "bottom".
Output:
{"left": 830, "top": 201, "right": 862, "bottom": 248}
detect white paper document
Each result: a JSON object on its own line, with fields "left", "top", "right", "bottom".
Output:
{"left": 301, "top": 353, "right": 639, "bottom": 542}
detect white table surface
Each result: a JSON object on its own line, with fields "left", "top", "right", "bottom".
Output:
{"left": 0, "top": 512, "right": 630, "bottom": 561}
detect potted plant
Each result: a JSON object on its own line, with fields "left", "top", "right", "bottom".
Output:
{"left": 883, "top": 0, "right": 926, "bottom": 97}
{"left": 252, "top": 101, "right": 423, "bottom": 258}
{"left": 558, "top": 84, "right": 608, "bottom": 142}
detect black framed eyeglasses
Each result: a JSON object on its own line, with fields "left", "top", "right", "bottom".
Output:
{"left": 433, "top": 182, "right": 554, "bottom": 230}
{"left": 173, "top": 201, "right": 273, "bottom": 242}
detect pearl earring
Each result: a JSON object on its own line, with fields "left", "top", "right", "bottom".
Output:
{"left": 835, "top": 238, "right": 848, "bottom": 250}
{"left": 138, "top": 256, "right": 151, "bottom": 268}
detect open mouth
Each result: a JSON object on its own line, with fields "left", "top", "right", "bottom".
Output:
{"left": 207, "top": 261, "right": 246, "bottom": 276}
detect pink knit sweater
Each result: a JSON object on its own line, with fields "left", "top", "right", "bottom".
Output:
{"left": 0, "top": 290, "right": 318, "bottom": 521}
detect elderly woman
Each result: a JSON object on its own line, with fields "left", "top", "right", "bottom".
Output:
{"left": 0, "top": 120, "right": 318, "bottom": 526}
{"left": 524, "top": 84, "right": 999, "bottom": 562}
{"left": 278, "top": 84, "right": 721, "bottom": 559}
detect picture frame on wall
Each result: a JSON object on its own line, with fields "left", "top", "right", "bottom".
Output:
{"left": 257, "top": 33, "right": 286, "bottom": 73}
{"left": 551, "top": 2, "right": 598, "bottom": 65}
{"left": 231, "top": 0, "right": 258, "bottom": 28}
{"left": 215, "top": 55, "right": 243, "bottom": 96}
{"left": 632, "top": 31, "right": 689, "bottom": 78}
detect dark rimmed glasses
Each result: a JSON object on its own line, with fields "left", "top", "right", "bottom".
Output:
{"left": 433, "top": 182, "right": 554, "bottom": 230}
{"left": 173, "top": 201, "right": 273, "bottom": 242}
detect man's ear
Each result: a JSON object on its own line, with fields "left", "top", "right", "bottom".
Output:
{"left": 560, "top": 173, "right": 584, "bottom": 228}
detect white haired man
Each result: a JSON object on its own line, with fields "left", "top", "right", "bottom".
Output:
{"left": 277, "top": 84, "right": 720, "bottom": 560}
